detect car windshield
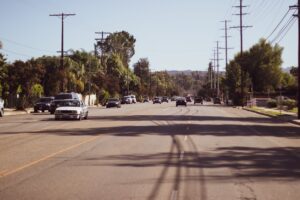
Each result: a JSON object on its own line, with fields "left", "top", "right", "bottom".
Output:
{"left": 57, "top": 100, "right": 80, "bottom": 107}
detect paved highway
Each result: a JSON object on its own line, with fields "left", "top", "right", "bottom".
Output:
{"left": 0, "top": 102, "right": 300, "bottom": 200}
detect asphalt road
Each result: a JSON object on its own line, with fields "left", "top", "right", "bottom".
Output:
{"left": 0, "top": 102, "right": 300, "bottom": 200}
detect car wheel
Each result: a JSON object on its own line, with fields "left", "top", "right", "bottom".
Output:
{"left": 42, "top": 110, "right": 45, "bottom": 112}
{"left": 34, "top": 109, "right": 38, "bottom": 113}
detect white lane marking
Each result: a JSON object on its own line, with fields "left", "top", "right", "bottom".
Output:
{"left": 184, "top": 135, "right": 188, "bottom": 141}
{"left": 170, "top": 190, "right": 178, "bottom": 200}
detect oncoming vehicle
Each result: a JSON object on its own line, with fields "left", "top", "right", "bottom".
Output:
{"left": 176, "top": 97, "right": 187, "bottom": 107}
{"left": 213, "top": 97, "right": 221, "bottom": 104}
{"left": 130, "top": 95, "right": 137, "bottom": 103}
{"left": 54, "top": 100, "right": 88, "bottom": 120}
{"left": 50, "top": 92, "right": 80, "bottom": 114}
{"left": 106, "top": 98, "right": 121, "bottom": 108}
{"left": 34, "top": 96, "right": 54, "bottom": 112}
{"left": 0, "top": 98, "right": 4, "bottom": 117}
{"left": 162, "top": 96, "right": 169, "bottom": 103}
{"left": 121, "top": 96, "right": 133, "bottom": 104}
{"left": 194, "top": 96, "right": 203, "bottom": 104}
{"left": 153, "top": 97, "right": 162, "bottom": 104}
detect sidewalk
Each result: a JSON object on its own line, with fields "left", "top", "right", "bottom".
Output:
{"left": 243, "top": 106, "right": 300, "bottom": 126}
{"left": 3, "top": 108, "right": 34, "bottom": 116}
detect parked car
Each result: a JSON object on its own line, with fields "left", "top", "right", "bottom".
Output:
{"left": 54, "top": 100, "right": 88, "bottom": 120}
{"left": 194, "top": 96, "right": 203, "bottom": 104}
{"left": 121, "top": 96, "right": 133, "bottom": 104}
{"left": 50, "top": 92, "right": 80, "bottom": 114}
{"left": 213, "top": 97, "right": 221, "bottom": 104}
{"left": 34, "top": 97, "right": 54, "bottom": 112}
{"left": 153, "top": 97, "right": 162, "bottom": 104}
{"left": 0, "top": 98, "right": 4, "bottom": 117}
{"left": 176, "top": 97, "right": 187, "bottom": 107}
{"left": 130, "top": 95, "right": 137, "bottom": 103}
{"left": 162, "top": 96, "right": 169, "bottom": 103}
{"left": 106, "top": 98, "right": 121, "bottom": 108}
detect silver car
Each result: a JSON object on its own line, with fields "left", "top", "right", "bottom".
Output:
{"left": 54, "top": 100, "right": 88, "bottom": 120}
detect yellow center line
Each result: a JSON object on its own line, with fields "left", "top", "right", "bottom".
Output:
{"left": 0, "top": 135, "right": 101, "bottom": 178}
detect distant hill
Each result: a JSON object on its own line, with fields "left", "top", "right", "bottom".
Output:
{"left": 164, "top": 70, "right": 225, "bottom": 77}
{"left": 165, "top": 70, "right": 208, "bottom": 76}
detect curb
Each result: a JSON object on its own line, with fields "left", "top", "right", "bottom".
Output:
{"left": 3, "top": 108, "right": 33, "bottom": 116}
{"left": 242, "top": 107, "right": 300, "bottom": 126}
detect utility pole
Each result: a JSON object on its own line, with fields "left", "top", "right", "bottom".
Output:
{"left": 211, "top": 46, "right": 222, "bottom": 97}
{"left": 210, "top": 49, "right": 216, "bottom": 91}
{"left": 220, "top": 20, "right": 233, "bottom": 104}
{"left": 50, "top": 13, "right": 76, "bottom": 92}
{"left": 95, "top": 31, "right": 111, "bottom": 65}
{"left": 290, "top": 1, "right": 300, "bottom": 119}
{"left": 220, "top": 20, "right": 233, "bottom": 70}
{"left": 215, "top": 41, "right": 223, "bottom": 97}
{"left": 231, "top": 0, "right": 252, "bottom": 106}
{"left": 216, "top": 41, "right": 220, "bottom": 97}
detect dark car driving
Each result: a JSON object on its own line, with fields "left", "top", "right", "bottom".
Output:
{"left": 194, "top": 96, "right": 203, "bottom": 104}
{"left": 162, "top": 96, "right": 169, "bottom": 103}
{"left": 106, "top": 98, "right": 121, "bottom": 108}
{"left": 213, "top": 97, "right": 221, "bottom": 104}
{"left": 34, "top": 97, "right": 54, "bottom": 112}
{"left": 176, "top": 97, "right": 187, "bottom": 107}
{"left": 153, "top": 97, "right": 162, "bottom": 104}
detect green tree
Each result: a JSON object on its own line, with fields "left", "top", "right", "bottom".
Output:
{"left": 100, "top": 31, "right": 136, "bottom": 67}
{"left": 244, "top": 39, "right": 283, "bottom": 92}
{"left": 133, "top": 58, "right": 150, "bottom": 96}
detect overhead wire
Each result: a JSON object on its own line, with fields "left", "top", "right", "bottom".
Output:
{"left": 270, "top": 13, "right": 297, "bottom": 44}
{"left": 0, "top": 36, "right": 55, "bottom": 54}
{"left": 277, "top": 18, "right": 297, "bottom": 44}
{"left": 266, "top": 9, "right": 292, "bottom": 40}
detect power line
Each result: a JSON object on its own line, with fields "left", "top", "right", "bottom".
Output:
{"left": 0, "top": 36, "right": 54, "bottom": 54}
{"left": 271, "top": 16, "right": 297, "bottom": 44}
{"left": 277, "top": 18, "right": 297, "bottom": 44}
{"left": 266, "top": 9, "right": 292, "bottom": 40}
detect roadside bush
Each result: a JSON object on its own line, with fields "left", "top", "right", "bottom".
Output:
{"left": 267, "top": 99, "right": 277, "bottom": 108}
{"left": 98, "top": 89, "right": 110, "bottom": 106}
{"left": 282, "top": 99, "right": 296, "bottom": 110}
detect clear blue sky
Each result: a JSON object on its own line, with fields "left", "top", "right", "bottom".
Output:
{"left": 0, "top": 0, "right": 298, "bottom": 71}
